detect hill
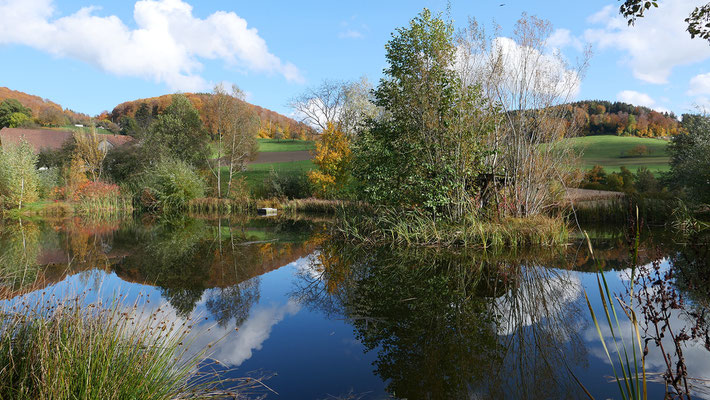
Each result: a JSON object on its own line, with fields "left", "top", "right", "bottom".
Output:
{"left": 109, "top": 93, "right": 314, "bottom": 139}
{"left": 565, "top": 100, "right": 680, "bottom": 138}
{"left": 565, "top": 135, "right": 670, "bottom": 173}
{"left": 0, "top": 87, "right": 90, "bottom": 126}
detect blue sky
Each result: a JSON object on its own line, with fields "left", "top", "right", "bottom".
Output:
{"left": 1, "top": 0, "right": 709, "bottom": 117}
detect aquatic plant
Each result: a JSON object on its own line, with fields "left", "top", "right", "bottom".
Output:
{"left": 335, "top": 206, "right": 569, "bottom": 249}
{"left": 0, "top": 292, "right": 259, "bottom": 399}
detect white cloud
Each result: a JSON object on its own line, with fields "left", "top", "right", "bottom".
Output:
{"left": 585, "top": 0, "right": 710, "bottom": 84}
{"left": 0, "top": 0, "right": 304, "bottom": 91}
{"left": 616, "top": 90, "right": 669, "bottom": 112}
{"left": 492, "top": 36, "right": 582, "bottom": 99}
{"left": 338, "top": 29, "right": 363, "bottom": 39}
{"left": 547, "top": 29, "right": 583, "bottom": 52}
{"left": 688, "top": 73, "right": 710, "bottom": 96}
{"left": 208, "top": 300, "right": 301, "bottom": 366}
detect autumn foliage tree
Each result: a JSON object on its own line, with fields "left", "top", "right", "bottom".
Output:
{"left": 73, "top": 127, "right": 106, "bottom": 181}
{"left": 308, "top": 123, "right": 352, "bottom": 198}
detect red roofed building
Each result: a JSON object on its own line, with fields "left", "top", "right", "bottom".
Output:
{"left": 0, "top": 127, "right": 133, "bottom": 153}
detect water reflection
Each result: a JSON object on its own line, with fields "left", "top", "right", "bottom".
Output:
{"left": 0, "top": 216, "right": 708, "bottom": 399}
{"left": 294, "top": 243, "right": 594, "bottom": 399}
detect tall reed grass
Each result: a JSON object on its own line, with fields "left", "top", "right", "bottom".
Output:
{"left": 0, "top": 292, "right": 255, "bottom": 399}
{"left": 335, "top": 207, "right": 569, "bottom": 249}
{"left": 582, "top": 213, "right": 647, "bottom": 400}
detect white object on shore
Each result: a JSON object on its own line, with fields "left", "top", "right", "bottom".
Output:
{"left": 257, "top": 208, "right": 277, "bottom": 216}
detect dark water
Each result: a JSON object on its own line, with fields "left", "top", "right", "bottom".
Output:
{"left": 0, "top": 216, "right": 709, "bottom": 399}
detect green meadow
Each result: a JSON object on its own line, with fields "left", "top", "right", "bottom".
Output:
{"left": 565, "top": 135, "right": 671, "bottom": 173}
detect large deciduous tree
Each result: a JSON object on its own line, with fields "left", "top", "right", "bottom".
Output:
{"left": 290, "top": 77, "right": 379, "bottom": 136}
{"left": 666, "top": 114, "right": 710, "bottom": 204}
{"left": 145, "top": 94, "right": 210, "bottom": 167}
{"left": 352, "top": 9, "right": 490, "bottom": 220}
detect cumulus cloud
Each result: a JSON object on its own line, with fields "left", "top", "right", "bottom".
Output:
{"left": 492, "top": 36, "right": 582, "bottom": 99}
{"left": 208, "top": 300, "right": 301, "bottom": 366}
{"left": 585, "top": 0, "right": 710, "bottom": 84}
{"left": 688, "top": 73, "right": 710, "bottom": 96}
{"left": 0, "top": 0, "right": 303, "bottom": 91}
{"left": 616, "top": 90, "right": 669, "bottom": 112}
{"left": 547, "top": 29, "right": 584, "bottom": 52}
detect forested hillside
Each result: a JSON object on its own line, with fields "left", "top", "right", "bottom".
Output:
{"left": 0, "top": 87, "right": 91, "bottom": 127}
{"left": 110, "top": 93, "right": 314, "bottom": 139}
{"left": 566, "top": 100, "right": 680, "bottom": 137}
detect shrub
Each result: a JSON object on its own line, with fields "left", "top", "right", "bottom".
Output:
{"left": 262, "top": 169, "right": 312, "bottom": 199}
{"left": 139, "top": 158, "right": 206, "bottom": 212}
{"left": 635, "top": 167, "right": 659, "bottom": 193}
{"left": 624, "top": 144, "right": 649, "bottom": 157}
{"left": 37, "top": 168, "right": 60, "bottom": 199}
{"left": 0, "top": 140, "right": 40, "bottom": 209}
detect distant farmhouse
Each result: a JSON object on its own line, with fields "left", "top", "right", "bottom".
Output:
{"left": 0, "top": 127, "right": 132, "bottom": 153}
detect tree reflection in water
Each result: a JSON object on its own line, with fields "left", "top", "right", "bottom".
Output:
{"left": 294, "top": 240, "right": 590, "bottom": 399}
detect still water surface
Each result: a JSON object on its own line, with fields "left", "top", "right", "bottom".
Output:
{"left": 0, "top": 216, "right": 708, "bottom": 399}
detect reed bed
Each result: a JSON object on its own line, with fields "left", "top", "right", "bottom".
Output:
{"left": 281, "top": 198, "right": 361, "bottom": 214}
{"left": 334, "top": 207, "right": 569, "bottom": 249}
{"left": 572, "top": 196, "right": 676, "bottom": 226}
{"left": 187, "top": 197, "right": 253, "bottom": 215}
{"left": 75, "top": 196, "right": 134, "bottom": 218}
{"left": 0, "top": 292, "right": 256, "bottom": 400}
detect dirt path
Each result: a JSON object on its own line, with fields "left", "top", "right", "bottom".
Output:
{"left": 249, "top": 150, "right": 312, "bottom": 164}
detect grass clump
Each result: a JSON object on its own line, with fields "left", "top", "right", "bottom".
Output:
{"left": 0, "top": 293, "right": 236, "bottom": 400}
{"left": 335, "top": 207, "right": 569, "bottom": 249}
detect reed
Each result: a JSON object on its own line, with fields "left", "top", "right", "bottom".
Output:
{"left": 0, "top": 292, "right": 252, "bottom": 400}
{"left": 334, "top": 207, "right": 569, "bottom": 249}
{"left": 187, "top": 197, "right": 253, "bottom": 215}
{"left": 582, "top": 214, "right": 647, "bottom": 400}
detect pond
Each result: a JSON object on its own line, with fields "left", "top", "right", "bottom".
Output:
{"left": 0, "top": 215, "right": 708, "bottom": 399}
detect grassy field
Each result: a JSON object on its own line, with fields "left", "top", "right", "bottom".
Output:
{"left": 565, "top": 135, "right": 670, "bottom": 173}
{"left": 257, "top": 138, "right": 315, "bottom": 152}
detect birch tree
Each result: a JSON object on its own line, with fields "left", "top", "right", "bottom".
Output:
{"left": 206, "top": 84, "right": 258, "bottom": 198}
{"left": 456, "top": 14, "right": 590, "bottom": 217}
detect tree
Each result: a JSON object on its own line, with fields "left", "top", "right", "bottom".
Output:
{"left": 73, "top": 127, "right": 106, "bottom": 181}
{"left": 457, "top": 14, "right": 590, "bottom": 217}
{"left": 308, "top": 123, "right": 352, "bottom": 198}
{"left": 289, "top": 80, "right": 347, "bottom": 132}
{"left": 205, "top": 84, "right": 258, "bottom": 198}
{"left": 665, "top": 113, "right": 710, "bottom": 204}
{"left": 619, "top": 0, "right": 710, "bottom": 43}
{"left": 290, "top": 77, "right": 378, "bottom": 136}
{"left": 352, "top": 9, "right": 490, "bottom": 219}
{"left": 38, "top": 107, "right": 68, "bottom": 127}
{"left": 145, "top": 94, "right": 209, "bottom": 167}
{"left": 0, "top": 99, "right": 32, "bottom": 128}
{"left": 339, "top": 77, "right": 379, "bottom": 136}
{"left": 134, "top": 102, "right": 154, "bottom": 138}
{"left": 0, "top": 139, "right": 39, "bottom": 209}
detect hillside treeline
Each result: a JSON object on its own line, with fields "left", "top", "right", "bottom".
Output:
{"left": 0, "top": 87, "right": 92, "bottom": 128}
{"left": 566, "top": 100, "right": 681, "bottom": 137}
{"left": 110, "top": 93, "right": 314, "bottom": 140}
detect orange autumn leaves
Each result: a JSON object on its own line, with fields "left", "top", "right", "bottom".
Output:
{"left": 308, "top": 123, "right": 352, "bottom": 198}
